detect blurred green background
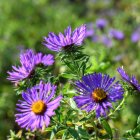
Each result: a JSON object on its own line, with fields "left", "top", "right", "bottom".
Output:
{"left": 1, "top": 0, "right": 140, "bottom": 139}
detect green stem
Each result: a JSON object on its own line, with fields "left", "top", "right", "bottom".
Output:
{"left": 52, "top": 118, "right": 65, "bottom": 128}
{"left": 91, "top": 121, "right": 98, "bottom": 140}
{"left": 108, "top": 91, "right": 128, "bottom": 117}
{"left": 69, "top": 52, "right": 82, "bottom": 79}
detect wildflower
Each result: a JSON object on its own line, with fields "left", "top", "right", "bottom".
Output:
{"left": 113, "top": 54, "right": 124, "bottom": 62}
{"left": 109, "top": 29, "right": 124, "bottom": 40}
{"left": 7, "top": 49, "right": 54, "bottom": 83}
{"left": 73, "top": 73, "right": 124, "bottom": 118}
{"left": 101, "top": 35, "right": 113, "bottom": 47}
{"left": 131, "top": 30, "right": 140, "bottom": 43}
{"left": 43, "top": 24, "right": 86, "bottom": 52}
{"left": 96, "top": 18, "right": 107, "bottom": 30}
{"left": 117, "top": 67, "right": 140, "bottom": 92}
{"left": 92, "top": 35, "right": 99, "bottom": 42}
{"left": 35, "top": 53, "right": 54, "bottom": 66}
{"left": 86, "top": 23, "right": 94, "bottom": 37}
{"left": 86, "top": 29, "right": 94, "bottom": 38}
{"left": 15, "top": 82, "right": 62, "bottom": 131}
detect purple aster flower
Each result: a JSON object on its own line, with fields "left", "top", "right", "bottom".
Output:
{"left": 113, "top": 54, "right": 124, "bottom": 62}
{"left": 101, "top": 35, "right": 113, "bottom": 47}
{"left": 73, "top": 73, "right": 124, "bottom": 118}
{"left": 86, "top": 29, "right": 94, "bottom": 38}
{"left": 96, "top": 18, "right": 107, "bottom": 30}
{"left": 131, "top": 30, "right": 140, "bottom": 43}
{"left": 117, "top": 67, "right": 140, "bottom": 91}
{"left": 86, "top": 23, "right": 94, "bottom": 37}
{"left": 7, "top": 49, "right": 54, "bottom": 83}
{"left": 15, "top": 82, "right": 63, "bottom": 131}
{"left": 35, "top": 53, "right": 54, "bottom": 66}
{"left": 92, "top": 35, "right": 99, "bottom": 42}
{"left": 43, "top": 24, "right": 86, "bottom": 52}
{"left": 109, "top": 29, "right": 124, "bottom": 40}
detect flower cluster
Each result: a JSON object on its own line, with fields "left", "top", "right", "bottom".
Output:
{"left": 7, "top": 25, "right": 87, "bottom": 131}
{"left": 7, "top": 49, "right": 62, "bottom": 131}
{"left": 86, "top": 18, "right": 124, "bottom": 47}
{"left": 7, "top": 24, "right": 140, "bottom": 137}
{"left": 7, "top": 49, "right": 54, "bottom": 83}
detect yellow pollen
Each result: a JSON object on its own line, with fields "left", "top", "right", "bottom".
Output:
{"left": 31, "top": 100, "right": 46, "bottom": 114}
{"left": 92, "top": 88, "right": 107, "bottom": 102}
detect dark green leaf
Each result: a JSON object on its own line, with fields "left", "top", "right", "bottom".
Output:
{"left": 78, "top": 127, "right": 90, "bottom": 139}
{"left": 60, "top": 73, "right": 76, "bottom": 79}
{"left": 50, "top": 125, "right": 58, "bottom": 140}
{"left": 137, "top": 115, "right": 140, "bottom": 125}
{"left": 134, "top": 138, "right": 140, "bottom": 140}
{"left": 56, "top": 129, "right": 66, "bottom": 137}
{"left": 45, "top": 127, "right": 53, "bottom": 132}
{"left": 132, "top": 124, "right": 140, "bottom": 136}
{"left": 101, "top": 119, "right": 113, "bottom": 139}
{"left": 68, "top": 128, "right": 80, "bottom": 140}
{"left": 123, "top": 129, "right": 133, "bottom": 137}
{"left": 62, "top": 130, "right": 68, "bottom": 140}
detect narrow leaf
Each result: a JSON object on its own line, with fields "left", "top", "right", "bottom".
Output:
{"left": 68, "top": 128, "right": 80, "bottom": 140}
{"left": 101, "top": 119, "right": 113, "bottom": 139}
{"left": 137, "top": 115, "right": 140, "bottom": 124}
{"left": 62, "top": 130, "right": 68, "bottom": 140}
{"left": 78, "top": 127, "right": 90, "bottom": 139}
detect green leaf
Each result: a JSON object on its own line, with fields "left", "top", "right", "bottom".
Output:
{"left": 99, "top": 62, "right": 110, "bottom": 70}
{"left": 134, "top": 138, "right": 140, "bottom": 140}
{"left": 132, "top": 124, "right": 140, "bottom": 137}
{"left": 60, "top": 73, "right": 76, "bottom": 79}
{"left": 63, "top": 61, "right": 75, "bottom": 71}
{"left": 69, "top": 98, "right": 78, "bottom": 110}
{"left": 56, "top": 129, "right": 66, "bottom": 137}
{"left": 50, "top": 125, "right": 58, "bottom": 140}
{"left": 137, "top": 115, "right": 140, "bottom": 124}
{"left": 80, "top": 113, "right": 95, "bottom": 122}
{"left": 65, "top": 109, "right": 74, "bottom": 122}
{"left": 68, "top": 128, "right": 80, "bottom": 140}
{"left": 123, "top": 129, "right": 133, "bottom": 137}
{"left": 101, "top": 119, "right": 113, "bottom": 139}
{"left": 10, "top": 130, "right": 15, "bottom": 137}
{"left": 62, "top": 130, "right": 68, "bottom": 140}
{"left": 78, "top": 127, "right": 90, "bottom": 139}
{"left": 45, "top": 127, "right": 53, "bottom": 132}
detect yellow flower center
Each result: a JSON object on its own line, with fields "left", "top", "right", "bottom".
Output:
{"left": 92, "top": 88, "right": 107, "bottom": 102}
{"left": 31, "top": 100, "right": 46, "bottom": 114}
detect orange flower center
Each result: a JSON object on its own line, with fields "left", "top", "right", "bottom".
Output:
{"left": 31, "top": 100, "right": 46, "bottom": 114}
{"left": 92, "top": 88, "right": 107, "bottom": 102}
